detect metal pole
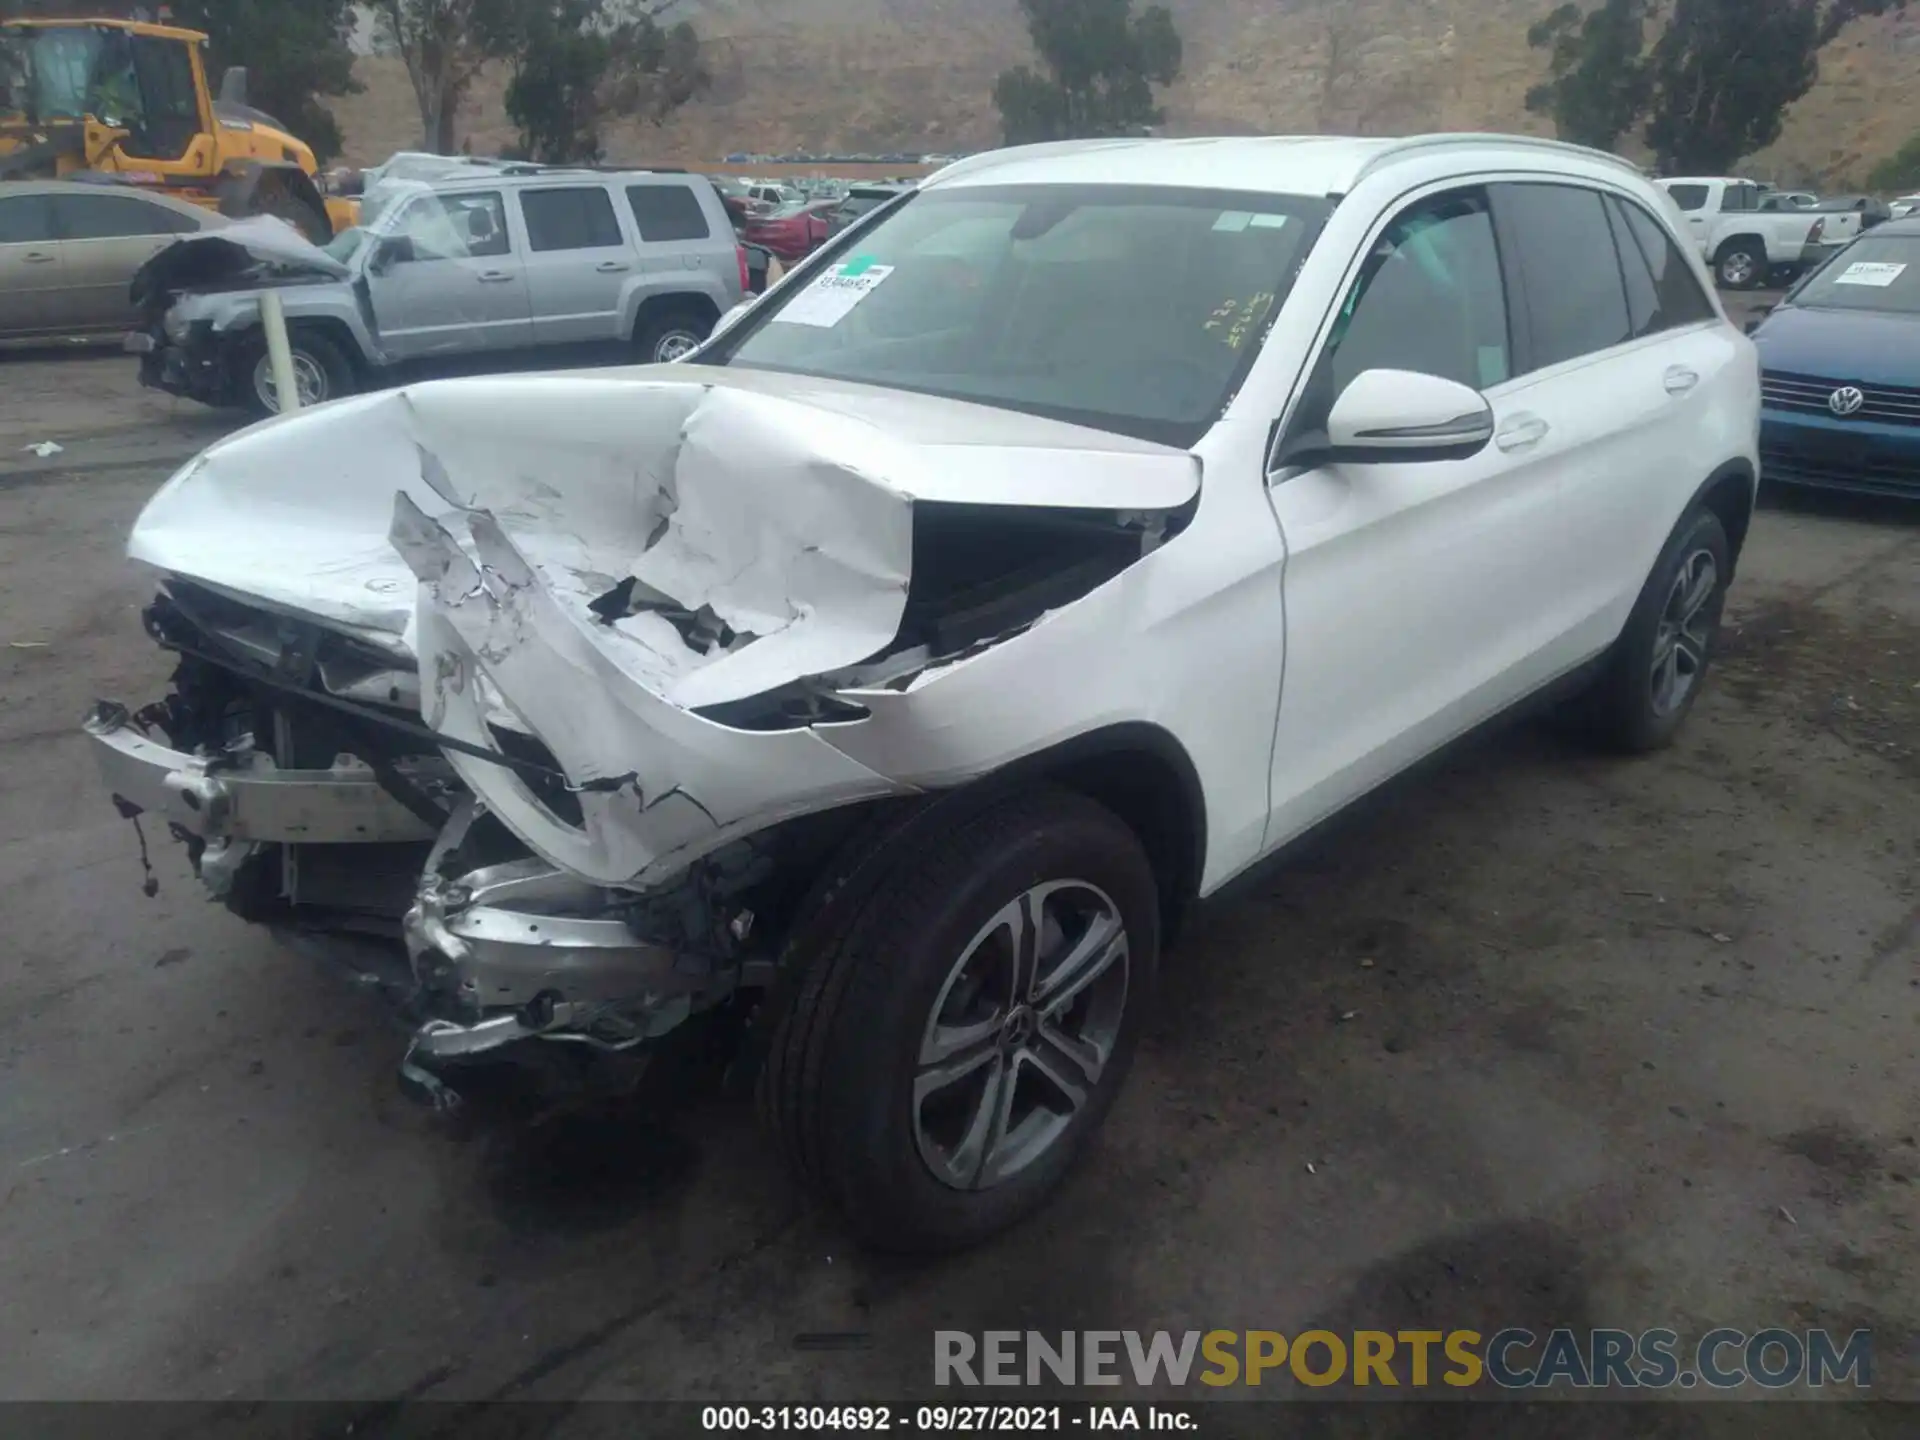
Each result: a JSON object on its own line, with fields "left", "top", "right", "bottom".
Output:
{"left": 257, "top": 289, "right": 301, "bottom": 413}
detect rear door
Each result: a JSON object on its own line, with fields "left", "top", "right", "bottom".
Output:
{"left": 517, "top": 185, "right": 632, "bottom": 345}
{"left": 1486, "top": 181, "right": 1739, "bottom": 660}
{"left": 365, "top": 190, "right": 532, "bottom": 358}
{"left": 0, "top": 194, "right": 63, "bottom": 337}
{"left": 50, "top": 191, "right": 199, "bottom": 331}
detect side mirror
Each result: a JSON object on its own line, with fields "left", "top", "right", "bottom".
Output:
{"left": 368, "top": 235, "right": 415, "bottom": 273}
{"left": 217, "top": 66, "right": 248, "bottom": 107}
{"left": 1318, "top": 369, "right": 1496, "bottom": 465}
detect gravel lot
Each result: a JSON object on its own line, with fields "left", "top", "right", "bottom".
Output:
{"left": 1, "top": 310, "right": 1915, "bottom": 1425}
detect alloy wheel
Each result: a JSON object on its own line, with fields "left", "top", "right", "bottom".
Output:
{"left": 654, "top": 329, "right": 701, "bottom": 362}
{"left": 1650, "top": 547, "right": 1719, "bottom": 717}
{"left": 253, "top": 351, "right": 327, "bottom": 412}
{"left": 912, "top": 880, "right": 1130, "bottom": 1191}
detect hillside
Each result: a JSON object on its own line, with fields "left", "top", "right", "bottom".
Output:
{"left": 332, "top": 0, "right": 1920, "bottom": 187}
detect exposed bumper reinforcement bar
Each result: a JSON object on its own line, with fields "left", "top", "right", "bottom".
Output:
{"left": 82, "top": 700, "right": 436, "bottom": 844}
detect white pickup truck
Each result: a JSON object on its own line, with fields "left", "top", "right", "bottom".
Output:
{"left": 1657, "top": 177, "right": 1827, "bottom": 289}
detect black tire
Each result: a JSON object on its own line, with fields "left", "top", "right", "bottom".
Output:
{"left": 241, "top": 326, "right": 358, "bottom": 416}
{"left": 1566, "top": 507, "right": 1731, "bottom": 754}
{"left": 1714, "top": 240, "right": 1764, "bottom": 291}
{"left": 634, "top": 305, "right": 713, "bottom": 364}
{"left": 759, "top": 786, "right": 1160, "bottom": 1253}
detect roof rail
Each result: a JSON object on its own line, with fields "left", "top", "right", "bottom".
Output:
{"left": 922, "top": 137, "right": 1151, "bottom": 185}
{"left": 1355, "top": 133, "right": 1645, "bottom": 185}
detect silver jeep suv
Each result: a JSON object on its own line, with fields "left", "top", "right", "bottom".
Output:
{"left": 132, "top": 167, "right": 747, "bottom": 414}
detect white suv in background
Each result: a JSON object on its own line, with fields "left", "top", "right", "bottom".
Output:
{"left": 95, "top": 134, "right": 1761, "bottom": 1251}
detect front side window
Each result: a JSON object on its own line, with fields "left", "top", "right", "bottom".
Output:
{"left": 1665, "top": 183, "right": 1709, "bottom": 213}
{"left": 520, "top": 186, "right": 624, "bottom": 252}
{"left": 55, "top": 192, "right": 193, "bottom": 239}
{"left": 1324, "top": 190, "right": 1511, "bottom": 397}
{"left": 706, "top": 183, "right": 1328, "bottom": 446}
{"left": 1788, "top": 234, "right": 1920, "bottom": 314}
{"left": 1497, "top": 183, "right": 1632, "bottom": 370}
{"left": 390, "top": 191, "right": 509, "bottom": 261}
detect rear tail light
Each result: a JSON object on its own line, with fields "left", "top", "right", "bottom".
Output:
{"left": 736, "top": 244, "right": 751, "bottom": 292}
{"left": 1809, "top": 218, "right": 1825, "bottom": 244}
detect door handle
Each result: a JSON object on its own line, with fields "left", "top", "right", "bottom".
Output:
{"left": 1664, "top": 365, "right": 1700, "bottom": 396}
{"left": 1495, "top": 415, "right": 1550, "bottom": 453}
{"left": 594, "top": 260, "right": 630, "bottom": 272}
{"left": 476, "top": 270, "right": 514, "bottom": 283}
{"left": 22, "top": 251, "right": 55, "bottom": 264}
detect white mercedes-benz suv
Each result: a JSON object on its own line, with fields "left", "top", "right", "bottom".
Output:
{"left": 91, "top": 134, "right": 1761, "bottom": 1251}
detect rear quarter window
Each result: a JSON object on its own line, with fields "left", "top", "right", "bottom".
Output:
{"left": 1665, "top": 183, "right": 1710, "bottom": 213}
{"left": 626, "top": 184, "right": 711, "bottom": 243}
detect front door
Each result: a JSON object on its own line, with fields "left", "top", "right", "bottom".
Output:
{"left": 1264, "top": 187, "right": 1574, "bottom": 848}
{"left": 364, "top": 190, "right": 532, "bottom": 360}
{"left": 0, "top": 193, "right": 64, "bottom": 337}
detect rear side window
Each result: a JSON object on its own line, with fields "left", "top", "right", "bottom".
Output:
{"left": 55, "top": 192, "right": 195, "bottom": 239}
{"left": 1497, "top": 183, "right": 1632, "bottom": 370}
{"left": 0, "top": 194, "right": 58, "bottom": 243}
{"left": 626, "top": 184, "right": 710, "bottom": 242}
{"left": 1609, "top": 196, "right": 1716, "bottom": 335}
{"left": 520, "top": 187, "right": 624, "bottom": 252}
{"left": 1665, "top": 184, "right": 1709, "bottom": 213}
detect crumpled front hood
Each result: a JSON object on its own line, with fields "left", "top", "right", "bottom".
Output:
{"left": 128, "top": 366, "right": 1201, "bottom": 708}
{"left": 131, "top": 214, "right": 351, "bottom": 309}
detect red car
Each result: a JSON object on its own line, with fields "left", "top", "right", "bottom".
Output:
{"left": 741, "top": 200, "right": 836, "bottom": 263}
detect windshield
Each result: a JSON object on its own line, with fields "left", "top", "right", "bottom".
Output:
{"left": 1789, "top": 234, "right": 1920, "bottom": 314}
{"left": 705, "top": 183, "right": 1328, "bottom": 446}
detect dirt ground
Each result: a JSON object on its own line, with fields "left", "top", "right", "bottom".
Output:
{"left": 0, "top": 310, "right": 1915, "bottom": 1428}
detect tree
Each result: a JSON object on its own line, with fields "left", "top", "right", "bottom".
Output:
{"left": 503, "top": 0, "right": 708, "bottom": 163}
{"left": 1867, "top": 129, "right": 1920, "bottom": 191}
{"left": 374, "top": 0, "right": 509, "bottom": 154}
{"left": 1523, "top": 0, "right": 1909, "bottom": 172}
{"left": 1643, "top": 0, "right": 1909, "bottom": 172}
{"left": 1524, "top": 0, "right": 1650, "bottom": 152}
{"left": 992, "top": 0, "right": 1182, "bottom": 145}
{"left": 171, "top": 0, "right": 361, "bottom": 164}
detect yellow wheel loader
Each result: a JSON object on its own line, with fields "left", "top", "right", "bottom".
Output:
{"left": 0, "top": 16, "right": 358, "bottom": 241}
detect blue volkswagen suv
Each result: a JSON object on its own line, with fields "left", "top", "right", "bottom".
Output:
{"left": 1749, "top": 216, "right": 1920, "bottom": 498}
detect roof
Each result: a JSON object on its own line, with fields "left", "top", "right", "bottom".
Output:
{"left": 0, "top": 177, "right": 222, "bottom": 221}
{"left": 926, "top": 133, "right": 1641, "bottom": 197}
{"left": 4, "top": 17, "right": 207, "bottom": 43}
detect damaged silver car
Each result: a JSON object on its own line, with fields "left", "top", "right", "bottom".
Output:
{"left": 89, "top": 135, "right": 1761, "bottom": 1250}
{"left": 127, "top": 167, "right": 750, "bottom": 415}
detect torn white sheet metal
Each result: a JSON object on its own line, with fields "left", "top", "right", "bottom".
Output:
{"left": 129, "top": 367, "right": 1199, "bottom": 668}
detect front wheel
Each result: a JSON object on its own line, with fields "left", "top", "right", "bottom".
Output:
{"left": 1715, "top": 243, "right": 1763, "bottom": 290}
{"left": 244, "top": 328, "right": 357, "bottom": 415}
{"left": 1566, "top": 507, "right": 1731, "bottom": 753}
{"left": 760, "top": 788, "right": 1159, "bottom": 1252}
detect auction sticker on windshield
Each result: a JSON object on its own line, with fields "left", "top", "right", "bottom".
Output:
{"left": 1833, "top": 261, "right": 1907, "bottom": 288}
{"left": 774, "top": 258, "right": 896, "bottom": 327}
